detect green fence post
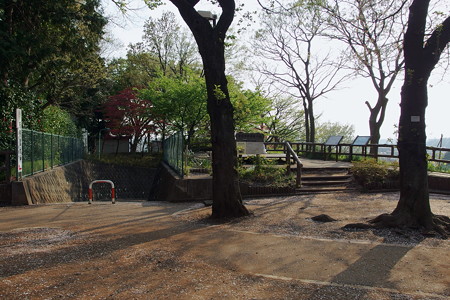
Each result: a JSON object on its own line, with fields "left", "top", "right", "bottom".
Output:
{"left": 31, "top": 130, "right": 34, "bottom": 175}
{"left": 72, "top": 138, "right": 74, "bottom": 161}
{"left": 42, "top": 131, "right": 45, "bottom": 171}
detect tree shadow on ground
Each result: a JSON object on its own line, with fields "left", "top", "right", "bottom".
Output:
{"left": 331, "top": 241, "right": 417, "bottom": 288}
{"left": 0, "top": 222, "right": 201, "bottom": 278}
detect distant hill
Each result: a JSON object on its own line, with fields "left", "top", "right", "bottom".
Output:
{"left": 427, "top": 138, "right": 450, "bottom": 148}
{"left": 379, "top": 138, "right": 450, "bottom": 148}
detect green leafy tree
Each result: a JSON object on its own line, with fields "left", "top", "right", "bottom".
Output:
{"left": 265, "top": 95, "right": 305, "bottom": 142}
{"left": 0, "top": 84, "right": 41, "bottom": 149}
{"left": 315, "top": 121, "right": 355, "bottom": 143}
{"left": 229, "top": 81, "right": 271, "bottom": 133}
{"left": 140, "top": 74, "right": 208, "bottom": 148}
{"left": 107, "top": 47, "right": 160, "bottom": 93}
{"left": 0, "top": 0, "right": 107, "bottom": 113}
{"left": 39, "top": 53, "right": 107, "bottom": 112}
{"left": 40, "top": 106, "right": 78, "bottom": 137}
{"left": 141, "top": 11, "right": 199, "bottom": 77}
{"left": 1, "top": 0, "right": 106, "bottom": 85}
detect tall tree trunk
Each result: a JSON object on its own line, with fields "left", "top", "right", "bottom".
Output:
{"left": 130, "top": 137, "right": 139, "bottom": 153}
{"left": 302, "top": 98, "right": 310, "bottom": 150}
{"left": 186, "top": 124, "right": 195, "bottom": 149}
{"left": 393, "top": 0, "right": 443, "bottom": 229}
{"left": 307, "top": 98, "right": 315, "bottom": 144}
{"left": 395, "top": 75, "right": 432, "bottom": 228}
{"left": 201, "top": 27, "right": 248, "bottom": 218}
{"left": 367, "top": 94, "right": 388, "bottom": 155}
{"left": 172, "top": 0, "right": 249, "bottom": 218}
{"left": 358, "top": 0, "right": 450, "bottom": 236}
{"left": 161, "top": 122, "right": 166, "bottom": 151}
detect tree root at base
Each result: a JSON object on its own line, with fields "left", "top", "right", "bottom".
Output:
{"left": 342, "top": 213, "right": 450, "bottom": 239}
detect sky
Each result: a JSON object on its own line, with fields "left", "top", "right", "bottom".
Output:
{"left": 101, "top": 0, "right": 450, "bottom": 141}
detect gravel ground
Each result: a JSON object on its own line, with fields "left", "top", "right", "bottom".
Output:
{"left": 0, "top": 191, "right": 449, "bottom": 299}
{"left": 178, "top": 192, "right": 450, "bottom": 247}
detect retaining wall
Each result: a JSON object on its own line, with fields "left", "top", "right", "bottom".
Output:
{"left": 151, "top": 163, "right": 450, "bottom": 202}
{"left": 7, "top": 161, "right": 450, "bottom": 205}
{"left": 150, "top": 163, "right": 297, "bottom": 202}
{"left": 428, "top": 173, "right": 450, "bottom": 192}
{"left": 0, "top": 184, "right": 11, "bottom": 205}
{"left": 150, "top": 163, "right": 212, "bottom": 202}
{"left": 16, "top": 160, "right": 156, "bottom": 204}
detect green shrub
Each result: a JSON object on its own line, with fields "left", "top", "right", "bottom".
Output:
{"left": 238, "top": 155, "right": 294, "bottom": 187}
{"left": 238, "top": 155, "right": 275, "bottom": 166}
{"left": 86, "top": 153, "right": 162, "bottom": 168}
{"left": 427, "top": 162, "right": 450, "bottom": 174}
{"left": 351, "top": 159, "right": 399, "bottom": 186}
{"left": 238, "top": 165, "right": 294, "bottom": 186}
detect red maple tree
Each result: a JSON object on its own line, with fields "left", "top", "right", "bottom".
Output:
{"left": 103, "top": 87, "right": 155, "bottom": 153}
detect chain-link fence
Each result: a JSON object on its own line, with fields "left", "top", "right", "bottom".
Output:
{"left": 163, "top": 131, "right": 184, "bottom": 177}
{"left": 20, "top": 129, "right": 84, "bottom": 177}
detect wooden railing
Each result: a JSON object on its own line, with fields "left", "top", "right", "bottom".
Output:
{"left": 265, "top": 142, "right": 450, "bottom": 164}
{"left": 285, "top": 142, "right": 303, "bottom": 188}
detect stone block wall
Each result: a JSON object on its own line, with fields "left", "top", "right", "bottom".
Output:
{"left": 21, "top": 160, "right": 156, "bottom": 204}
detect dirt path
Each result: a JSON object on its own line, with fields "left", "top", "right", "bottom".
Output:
{"left": 0, "top": 192, "right": 449, "bottom": 299}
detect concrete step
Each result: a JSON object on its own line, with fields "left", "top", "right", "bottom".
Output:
{"left": 296, "top": 186, "right": 356, "bottom": 193}
{"left": 302, "top": 174, "right": 352, "bottom": 181}
{"left": 301, "top": 179, "right": 353, "bottom": 186}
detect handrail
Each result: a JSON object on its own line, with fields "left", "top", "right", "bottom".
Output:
{"left": 285, "top": 142, "right": 303, "bottom": 188}
{"left": 264, "top": 141, "right": 450, "bottom": 164}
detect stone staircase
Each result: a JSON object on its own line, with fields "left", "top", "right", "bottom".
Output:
{"left": 296, "top": 167, "right": 355, "bottom": 193}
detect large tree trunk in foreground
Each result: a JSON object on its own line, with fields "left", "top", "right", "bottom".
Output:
{"left": 394, "top": 76, "right": 432, "bottom": 227}
{"left": 171, "top": 0, "right": 248, "bottom": 218}
{"left": 345, "top": 0, "right": 450, "bottom": 236}
{"left": 387, "top": 0, "right": 450, "bottom": 234}
{"left": 202, "top": 31, "right": 249, "bottom": 218}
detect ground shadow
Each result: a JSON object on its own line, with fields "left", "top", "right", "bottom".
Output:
{"left": 331, "top": 242, "right": 416, "bottom": 289}
{"left": 0, "top": 222, "right": 201, "bottom": 278}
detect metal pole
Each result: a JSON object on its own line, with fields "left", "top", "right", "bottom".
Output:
{"left": 98, "top": 128, "right": 109, "bottom": 159}
{"left": 15, "top": 109, "right": 23, "bottom": 180}
{"left": 57, "top": 134, "right": 60, "bottom": 165}
{"left": 50, "top": 133, "right": 53, "bottom": 168}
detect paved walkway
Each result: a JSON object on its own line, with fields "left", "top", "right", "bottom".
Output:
{"left": 1, "top": 201, "right": 448, "bottom": 299}
{"left": 240, "top": 154, "right": 352, "bottom": 169}
{"left": 299, "top": 157, "right": 352, "bottom": 169}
